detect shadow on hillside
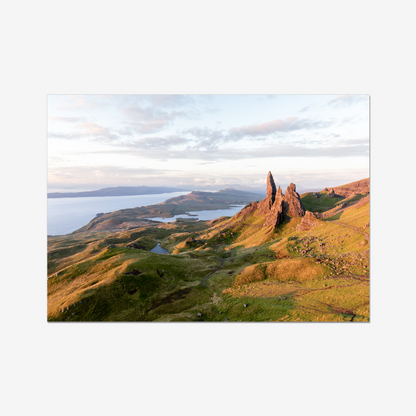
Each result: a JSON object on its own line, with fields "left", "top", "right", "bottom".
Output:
{"left": 324, "top": 212, "right": 342, "bottom": 221}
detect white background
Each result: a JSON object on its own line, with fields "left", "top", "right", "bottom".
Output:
{"left": 1, "top": 1, "right": 414, "bottom": 415}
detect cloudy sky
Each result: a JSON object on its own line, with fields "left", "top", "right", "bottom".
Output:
{"left": 48, "top": 94, "right": 369, "bottom": 192}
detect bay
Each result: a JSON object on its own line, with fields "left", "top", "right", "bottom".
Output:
{"left": 47, "top": 191, "right": 190, "bottom": 236}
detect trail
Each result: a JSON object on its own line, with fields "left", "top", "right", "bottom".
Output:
{"left": 330, "top": 220, "right": 369, "bottom": 241}
{"left": 201, "top": 258, "right": 226, "bottom": 286}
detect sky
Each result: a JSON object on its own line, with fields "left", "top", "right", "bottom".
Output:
{"left": 48, "top": 94, "right": 369, "bottom": 192}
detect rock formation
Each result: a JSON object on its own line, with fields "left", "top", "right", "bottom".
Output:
{"left": 266, "top": 171, "right": 276, "bottom": 199}
{"left": 283, "top": 183, "right": 305, "bottom": 217}
{"left": 234, "top": 201, "right": 258, "bottom": 220}
{"left": 330, "top": 178, "right": 369, "bottom": 198}
{"left": 258, "top": 171, "right": 277, "bottom": 214}
{"left": 264, "top": 186, "right": 284, "bottom": 228}
{"left": 256, "top": 172, "right": 305, "bottom": 229}
{"left": 296, "top": 211, "right": 319, "bottom": 231}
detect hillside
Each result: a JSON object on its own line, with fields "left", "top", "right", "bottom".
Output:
{"left": 73, "top": 188, "right": 263, "bottom": 234}
{"left": 47, "top": 174, "right": 369, "bottom": 322}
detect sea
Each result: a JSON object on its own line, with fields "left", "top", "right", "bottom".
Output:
{"left": 47, "top": 191, "right": 245, "bottom": 236}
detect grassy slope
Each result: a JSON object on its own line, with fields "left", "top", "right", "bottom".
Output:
{"left": 301, "top": 192, "right": 344, "bottom": 213}
{"left": 48, "top": 182, "right": 369, "bottom": 322}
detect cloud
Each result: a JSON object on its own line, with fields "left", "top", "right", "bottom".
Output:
{"left": 179, "top": 117, "right": 334, "bottom": 147}
{"left": 48, "top": 116, "right": 85, "bottom": 123}
{"left": 53, "top": 95, "right": 111, "bottom": 110}
{"left": 228, "top": 117, "right": 333, "bottom": 139}
{"left": 298, "top": 104, "right": 316, "bottom": 113}
{"left": 183, "top": 127, "right": 225, "bottom": 141}
{"left": 147, "top": 94, "right": 195, "bottom": 108}
{"left": 48, "top": 165, "right": 177, "bottom": 185}
{"left": 121, "top": 104, "right": 188, "bottom": 134}
{"left": 126, "top": 135, "right": 190, "bottom": 150}
{"left": 101, "top": 139, "right": 369, "bottom": 162}
{"left": 337, "top": 137, "right": 369, "bottom": 145}
{"left": 328, "top": 95, "right": 368, "bottom": 108}
{"left": 51, "top": 95, "right": 195, "bottom": 135}
{"left": 181, "top": 127, "right": 225, "bottom": 148}
{"left": 48, "top": 131, "right": 85, "bottom": 140}
{"left": 49, "top": 121, "right": 119, "bottom": 141}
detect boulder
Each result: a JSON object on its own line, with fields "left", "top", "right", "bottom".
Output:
{"left": 296, "top": 211, "right": 319, "bottom": 231}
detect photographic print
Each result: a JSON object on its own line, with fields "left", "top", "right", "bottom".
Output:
{"left": 47, "top": 94, "right": 370, "bottom": 322}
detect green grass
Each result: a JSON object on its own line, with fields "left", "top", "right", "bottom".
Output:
{"left": 48, "top": 184, "right": 369, "bottom": 322}
{"left": 301, "top": 192, "right": 344, "bottom": 213}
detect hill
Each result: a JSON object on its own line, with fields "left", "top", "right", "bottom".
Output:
{"left": 47, "top": 185, "right": 189, "bottom": 198}
{"left": 47, "top": 173, "right": 369, "bottom": 322}
{"left": 72, "top": 188, "right": 263, "bottom": 234}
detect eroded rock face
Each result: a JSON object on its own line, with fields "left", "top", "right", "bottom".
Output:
{"left": 296, "top": 211, "right": 318, "bottom": 231}
{"left": 266, "top": 171, "right": 276, "bottom": 199}
{"left": 235, "top": 201, "right": 258, "bottom": 219}
{"left": 264, "top": 195, "right": 284, "bottom": 228}
{"left": 258, "top": 171, "right": 277, "bottom": 214}
{"left": 283, "top": 183, "right": 305, "bottom": 217}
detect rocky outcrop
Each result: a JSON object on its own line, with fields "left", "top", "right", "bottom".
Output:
{"left": 234, "top": 201, "right": 258, "bottom": 220}
{"left": 257, "top": 173, "right": 305, "bottom": 229}
{"left": 296, "top": 211, "right": 319, "bottom": 231}
{"left": 264, "top": 195, "right": 284, "bottom": 228}
{"left": 266, "top": 171, "right": 276, "bottom": 199}
{"left": 324, "top": 178, "right": 369, "bottom": 199}
{"left": 258, "top": 171, "right": 277, "bottom": 214}
{"left": 283, "top": 183, "right": 305, "bottom": 217}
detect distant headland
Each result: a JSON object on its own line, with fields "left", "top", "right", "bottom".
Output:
{"left": 47, "top": 185, "right": 190, "bottom": 198}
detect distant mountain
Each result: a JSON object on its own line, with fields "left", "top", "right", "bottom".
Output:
{"left": 175, "top": 183, "right": 266, "bottom": 195}
{"left": 175, "top": 183, "right": 320, "bottom": 195}
{"left": 48, "top": 186, "right": 191, "bottom": 198}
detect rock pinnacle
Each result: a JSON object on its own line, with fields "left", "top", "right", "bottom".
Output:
{"left": 266, "top": 171, "right": 277, "bottom": 200}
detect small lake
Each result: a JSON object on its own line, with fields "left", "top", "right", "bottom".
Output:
{"left": 150, "top": 243, "right": 170, "bottom": 255}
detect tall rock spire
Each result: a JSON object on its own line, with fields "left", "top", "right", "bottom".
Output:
{"left": 266, "top": 171, "right": 276, "bottom": 200}
{"left": 258, "top": 171, "right": 277, "bottom": 214}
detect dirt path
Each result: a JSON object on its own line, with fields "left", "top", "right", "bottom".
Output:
{"left": 331, "top": 220, "right": 369, "bottom": 241}
{"left": 201, "top": 258, "right": 226, "bottom": 286}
